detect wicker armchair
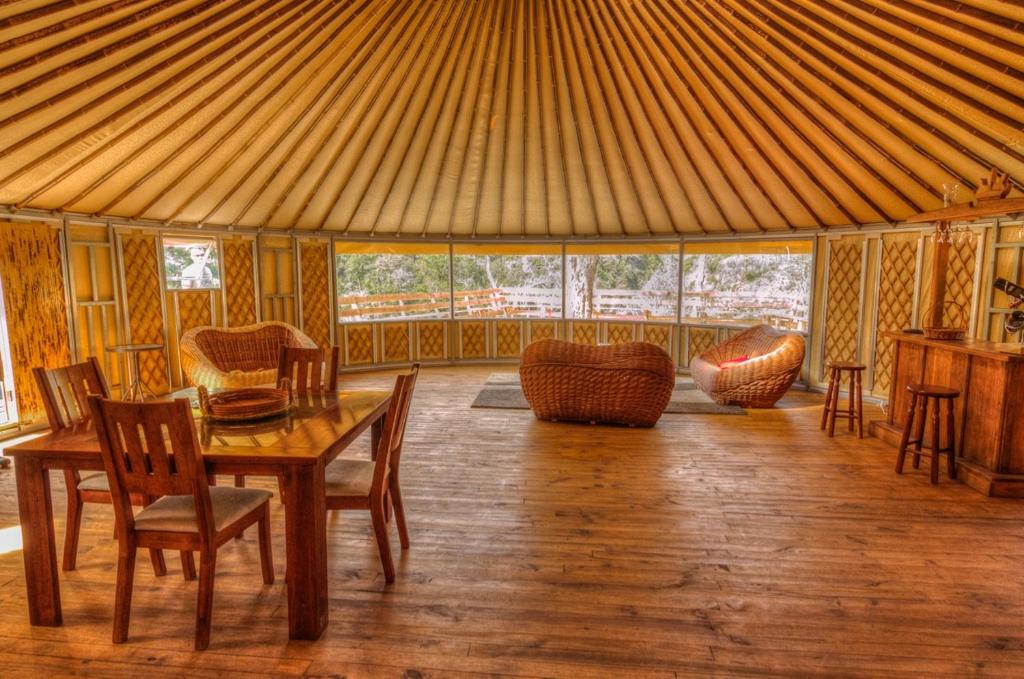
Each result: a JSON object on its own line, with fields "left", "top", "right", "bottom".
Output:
{"left": 519, "top": 340, "right": 675, "bottom": 427}
{"left": 180, "top": 321, "right": 318, "bottom": 389}
{"left": 690, "top": 325, "right": 804, "bottom": 407}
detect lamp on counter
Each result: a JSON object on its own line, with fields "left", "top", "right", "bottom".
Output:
{"left": 994, "top": 278, "right": 1024, "bottom": 337}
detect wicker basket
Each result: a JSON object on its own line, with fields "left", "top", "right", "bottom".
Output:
{"left": 519, "top": 340, "right": 675, "bottom": 427}
{"left": 197, "top": 384, "right": 292, "bottom": 422}
{"left": 921, "top": 326, "right": 966, "bottom": 340}
{"left": 922, "top": 300, "right": 968, "bottom": 340}
{"left": 689, "top": 325, "right": 805, "bottom": 408}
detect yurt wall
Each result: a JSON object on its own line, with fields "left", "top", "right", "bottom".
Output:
{"left": 808, "top": 220, "right": 1022, "bottom": 401}
{"left": 2, "top": 217, "right": 1021, "bottom": 429}
{"left": 0, "top": 221, "right": 71, "bottom": 423}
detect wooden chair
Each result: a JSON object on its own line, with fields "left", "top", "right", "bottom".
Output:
{"left": 277, "top": 346, "right": 339, "bottom": 394}
{"left": 325, "top": 364, "right": 418, "bottom": 583}
{"left": 33, "top": 358, "right": 195, "bottom": 579}
{"left": 88, "top": 396, "right": 274, "bottom": 650}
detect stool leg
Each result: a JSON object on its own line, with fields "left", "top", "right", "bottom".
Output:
{"left": 912, "top": 397, "right": 928, "bottom": 470}
{"left": 821, "top": 367, "right": 836, "bottom": 431}
{"left": 946, "top": 398, "right": 957, "bottom": 480}
{"left": 930, "top": 398, "right": 941, "bottom": 484}
{"left": 896, "top": 393, "right": 918, "bottom": 474}
{"left": 855, "top": 371, "right": 863, "bottom": 438}
{"left": 847, "top": 370, "right": 855, "bottom": 433}
{"left": 827, "top": 369, "right": 841, "bottom": 438}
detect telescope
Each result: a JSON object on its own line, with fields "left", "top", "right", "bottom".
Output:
{"left": 994, "top": 277, "right": 1024, "bottom": 334}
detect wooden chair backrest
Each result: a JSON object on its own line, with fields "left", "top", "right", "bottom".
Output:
{"left": 33, "top": 357, "right": 110, "bottom": 430}
{"left": 277, "top": 346, "right": 339, "bottom": 394}
{"left": 88, "top": 397, "right": 214, "bottom": 540}
{"left": 369, "top": 364, "right": 419, "bottom": 500}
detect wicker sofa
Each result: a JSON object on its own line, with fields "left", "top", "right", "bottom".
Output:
{"left": 519, "top": 339, "right": 675, "bottom": 427}
{"left": 180, "top": 321, "right": 318, "bottom": 388}
{"left": 690, "top": 325, "right": 804, "bottom": 408}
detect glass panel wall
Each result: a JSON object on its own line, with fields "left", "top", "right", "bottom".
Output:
{"left": 333, "top": 238, "right": 813, "bottom": 330}
{"left": 565, "top": 243, "right": 679, "bottom": 321}
{"left": 681, "top": 240, "right": 812, "bottom": 331}
{"left": 335, "top": 242, "right": 450, "bottom": 322}
{"left": 452, "top": 243, "right": 562, "bottom": 318}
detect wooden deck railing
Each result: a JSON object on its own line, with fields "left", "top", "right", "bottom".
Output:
{"left": 338, "top": 287, "right": 806, "bottom": 329}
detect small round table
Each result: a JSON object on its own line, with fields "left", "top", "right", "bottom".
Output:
{"left": 106, "top": 343, "right": 165, "bottom": 401}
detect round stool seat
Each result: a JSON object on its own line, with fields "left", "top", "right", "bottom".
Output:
{"left": 829, "top": 362, "right": 865, "bottom": 371}
{"left": 906, "top": 383, "right": 960, "bottom": 398}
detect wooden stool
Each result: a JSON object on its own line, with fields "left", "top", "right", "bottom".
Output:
{"left": 895, "top": 384, "right": 960, "bottom": 485}
{"left": 820, "top": 362, "right": 864, "bottom": 437}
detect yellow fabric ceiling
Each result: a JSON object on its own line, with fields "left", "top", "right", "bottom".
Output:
{"left": 0, "top": 0, "right": 1021, "bottom": 237}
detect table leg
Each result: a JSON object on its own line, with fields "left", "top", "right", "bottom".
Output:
{"left": 15, "top": 458, "right": 61, "bottom": 626}
{"left": 282, "top": 463, "right": 328, "bottom": 640}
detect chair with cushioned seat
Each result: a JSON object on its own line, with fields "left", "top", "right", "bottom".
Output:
{"left": 324, "top": 364, "right": 419, "bottom": 583}
{"left": 88, "top": 396, "right": 274, "bottom": 650}
{"left": 180, "top": 321, "right": 318, "bottom": 389}
{"left": 690, "top": 325, "right": 805, "bottom": 408}
{"left": 33, "top": 358, "right": 195, "bottom": 579}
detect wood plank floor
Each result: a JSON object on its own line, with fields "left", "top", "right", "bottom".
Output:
{"left": 0, "top": 365, "right": 1022, "bottom": 678}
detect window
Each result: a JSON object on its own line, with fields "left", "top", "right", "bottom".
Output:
{"left": 565, "top": 243, "right": 679, "bottom": 321}
{"left": 163, "top": 236, "right": 221, "bottom": 290}
{"left": 452, "top": 244, "right": 561, "bottom": 318}
{"left": 335, "top": 242, "right": 450, "bottom": 322}
{"left": 682, "top": 239, "right": 812, "bottom": 331}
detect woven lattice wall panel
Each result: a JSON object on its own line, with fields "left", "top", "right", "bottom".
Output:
{"left": 607, "top": 323, "right": 635, "bottom": 345}
{"left": 495, "top": 321, "right": 521, "bottom": 357}
{"left": 299, "top": 241, "right": 331, "bottom": 348}
{"left": 222, "top": 239, "right": 257, "bottom": 327}
{"left": 177, "top": 292, "right": 212, "bottom": 334}
{"left": 460, "top": 322, "right": 486, "bottom": 358}
{"left": 943, "top": 236, "right": 978, "bottom": 329}
{"left": 573, "top": 322, "right": 597, "bottom": 345}
{"left": 345, "top": 324, "right": 374, "bottom": 365}
{"left": 121, "top": 234, "right": 168, "bottom": 394}
{"left": 528, "top": 321, "right": 558, "bottom": 343}
{"left": 0, "top": 222, "right": 71, "bottom": 422}
{"left": 873, "top": 235, "right": 918, "bottom": 394}
{"left": 382, "top": 323, "right": 410, "bottom": 363}
{"left": 644, "top": 325, "right": 672, "bottom": 355}
{"left": 824, "top": 238, "right": 863, "bottom": 376}
{"left": 687, "top": 327, "right": 717, "bottom": 364}
{"left": 417, "top": 322, "right": 445, "bottom": 360}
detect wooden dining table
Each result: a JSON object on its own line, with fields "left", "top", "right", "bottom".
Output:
{"left": 4, "top": 387, "right": 392, "bottom": 641}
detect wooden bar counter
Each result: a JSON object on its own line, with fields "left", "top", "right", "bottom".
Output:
{"left": 869, "top": 332, "right": 1024, "bottom": 497}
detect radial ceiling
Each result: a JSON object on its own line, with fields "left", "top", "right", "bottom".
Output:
{"left": 0, "top": 0, "right": 1022, "bottom": 237}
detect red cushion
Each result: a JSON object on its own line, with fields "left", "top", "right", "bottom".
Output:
{"left": 719, "top": 355, "right": 750, "bottom": 369}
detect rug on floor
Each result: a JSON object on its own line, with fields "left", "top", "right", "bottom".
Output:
{"left": 472, "top": 373, "right": 746, "bottom": 415}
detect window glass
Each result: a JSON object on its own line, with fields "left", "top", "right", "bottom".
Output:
{"left": 565, "top": 243, "right": 679, "bottom": 321}
{"left": 682, "top": 240, "right": 812, "bottom": 331}
{"left": 163, "top": 236, "right": 221, "bottom": 290}
{"left": 335, "top": 242, "right": 450, "bottom": 322}
{"left": 452, "top": 244, "right": 562, "bottom": 318}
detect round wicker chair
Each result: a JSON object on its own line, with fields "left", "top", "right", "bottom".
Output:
{"left": 180, "top": 321, "right": 318, "bottom": 389}
{"left": 690, "top": 325, "right": 804, "bottom": 408}
{"left": 519, "top": 340, "right": 675, "bottom": 427}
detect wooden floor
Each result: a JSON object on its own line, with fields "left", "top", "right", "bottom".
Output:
{"left": 0, "top": 365, "right": 1022, "bottom": 677}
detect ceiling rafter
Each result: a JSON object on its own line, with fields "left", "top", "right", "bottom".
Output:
{"left": 0, "top": 0, "right": 1019, "bottom": 237}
